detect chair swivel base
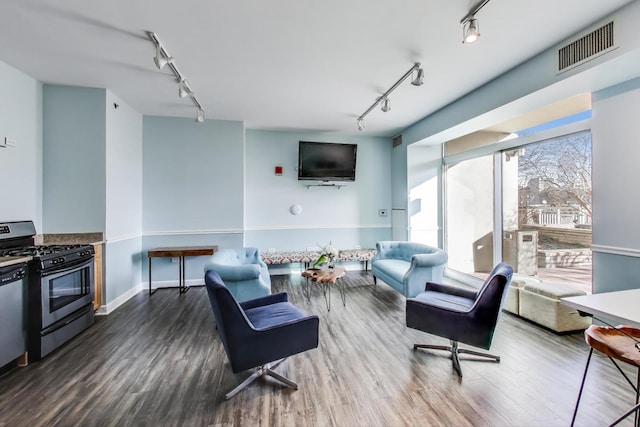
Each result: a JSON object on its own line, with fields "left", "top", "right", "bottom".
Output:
{"left": 226, "top": 358, "right": 297, "bottom": 400}
{"left": 413, "top": 340, "right": 500, "bottom": 377}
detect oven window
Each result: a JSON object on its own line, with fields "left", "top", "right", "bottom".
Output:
{"left": 49, "top": 268, "right": 91, "bottom": 312}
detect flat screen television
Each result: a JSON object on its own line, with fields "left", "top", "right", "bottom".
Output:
{"left": 298, "top": 141, "right": 357, "bottom": 182}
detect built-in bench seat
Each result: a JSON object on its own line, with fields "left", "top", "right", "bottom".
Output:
{"left": 518, "top": 281, "right": 592, "bottom": 333}
{"left": 261, "top": 248, "right": 377, "bottom": 270}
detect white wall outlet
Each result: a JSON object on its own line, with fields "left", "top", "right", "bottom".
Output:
{"left": 267, "top": 248, "right": 276, "bottom": 253}
{"left": 171, "top": 257, "right": 179, "bottom": 263}
{"left": 355, "top": 245, "right": 361, "bottom": 250}
{"left": 4, "top": 137, "right": 16, "bottom": 147}
{"left": 378, "top": 209, "right": 388, "bottom": 217}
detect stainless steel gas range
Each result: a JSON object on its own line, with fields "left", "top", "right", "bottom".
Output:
{"left": 0, "top": 221, "right": 95, "bottom": 362}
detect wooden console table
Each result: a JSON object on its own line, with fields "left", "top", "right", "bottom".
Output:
{"left": 148, "top": 246, "right": 218, "bottom": 295}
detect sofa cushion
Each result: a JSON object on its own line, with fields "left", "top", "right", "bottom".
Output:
{"left": 372, "top": 259, "right": 410, "bottom": 282}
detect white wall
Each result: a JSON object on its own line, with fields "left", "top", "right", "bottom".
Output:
{"left": 104, "top": 91, "right": 143, "bottom": 305}
{"left": 244, "top": 130, "right": 392, "bottom": 252}
{"left": 407, "top": 144, "right": 441, "bottom": 247}
{"left": 0, "top": 61, "right": 42, "bottom": 228}
{"left": 105, "top": 90, "right": 142, "bottom": 241}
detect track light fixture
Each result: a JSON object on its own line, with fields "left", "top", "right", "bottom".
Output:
{"left": 178, "top": 79, "right": 193, "bottom": 98}
{"left": 381, "top": 97, "right": 391, "bottom": 112}
{"left": 460, "top": 0, "right": 491, "bottom": 44}
{"left": 411, "top": 68, "right": 424, "bottom": 86}
{"left": 463, "top": 18, "right": 480, "bottom": 44}
{"left": 356, "top": 63, "right": 423, "bottom": 131}
{"left": 147, "top": 31, "right": 205, "bottom": 124}
{"left": 153, "top": 45, "right": 174, "bottom": 69}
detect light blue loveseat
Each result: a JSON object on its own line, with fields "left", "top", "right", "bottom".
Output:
{"left": 371, "top": 241, "right": 448, "bottom": 298}
{"left": 203, "top": 247, "right": 271, "bottom": 302}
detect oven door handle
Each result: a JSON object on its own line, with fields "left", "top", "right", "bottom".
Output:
{"left": 41, "top": 257, "right": 94, "bottom": 277}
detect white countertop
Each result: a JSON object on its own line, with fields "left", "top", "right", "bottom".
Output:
{"left": 562, "top": 289, "right": 640, "bottom": 329}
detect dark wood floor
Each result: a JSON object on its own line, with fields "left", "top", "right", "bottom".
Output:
{"left": 0, "top": 272, "right": 637, "bottom": 426}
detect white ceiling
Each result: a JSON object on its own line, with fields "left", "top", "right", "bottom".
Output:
{"left": 0, "top": 0, "right": 634, "bottom": 137}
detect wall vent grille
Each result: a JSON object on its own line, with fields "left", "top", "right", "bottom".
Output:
{"left": 392, "top": 135, "right": 403, "bottom": 147}
{"left": 558, "top": 21, "right": 615, "bottom": 72}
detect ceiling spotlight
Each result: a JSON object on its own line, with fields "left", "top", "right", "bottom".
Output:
{"left": 178, "top": 80, "right": 192, "bottom": 98}
{"left": 411, "top": 68, "right": 424, "bottom": 86}
{"left": 153, "top": 45, "right": 174, "bottom": 69}
{"left": 381, "top": 98, "right": 391, "bottom": 112}
{"left": 357, "top": 119, "right": 365, "bottom": 131}
{"left": 196, "top": 108, "right": 205, "bottom": 123}
{"left": 463, "top": 18, "right": 480, "bottom": 44}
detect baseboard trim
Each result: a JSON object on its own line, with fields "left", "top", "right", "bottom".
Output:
{"left": 95, "top": 284, "right": 143, "bottom": 316}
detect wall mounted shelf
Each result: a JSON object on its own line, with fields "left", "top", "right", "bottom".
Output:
{"left": 305, "top": 183, "right": 346, "bottom": 190}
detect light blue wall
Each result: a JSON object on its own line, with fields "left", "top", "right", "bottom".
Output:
{"left": 142, "top": 116, "right": 244, "bottom": 232}
{"left": 591, "top": 77, "right": 640, "bottom": 293}
{"left": 104, "top": 238, "right": 142, "bottom": 304}
{"left": 142, "top": 116, "right": 245, "bottom": 283}
{"left": 0, "top": 61, "right": 43, "bottom": 229}
{"left": 244, "top": 130, "right": 392, "bottom": 251}
{"left": 43, "top": 85, "right": 106, "bottom": 233}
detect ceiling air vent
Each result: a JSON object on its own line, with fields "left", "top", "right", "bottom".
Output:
{"left": 558, "top": 21, "right": 615, "bottom": 72}
{"left": 392, "top": 135, "right": 403, "bottom": 148}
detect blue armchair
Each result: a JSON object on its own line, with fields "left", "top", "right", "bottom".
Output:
{"left": 406, "top": 262, "right": 513, "bottom": 377}
{"left": 205, "top": 270, "right": 319, "bottom": 399}
{"left": 371, "top": 241, "right": 448, "bottom": 298}
{"left": 203, "top": 247, "right": 271, "bottom": 301}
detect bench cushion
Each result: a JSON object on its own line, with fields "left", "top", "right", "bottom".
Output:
{"left": 519, "top": 282, "right": 591, "bottom": 332}
{"left": 523, "top": 282, "right": 586, "bottom": 299}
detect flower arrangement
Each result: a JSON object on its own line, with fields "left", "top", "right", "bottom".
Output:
{"left": 313, "top": 242, "right": 340, "bottom": 268}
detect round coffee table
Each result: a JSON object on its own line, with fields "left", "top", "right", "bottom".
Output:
{"left": 301, "top": 267, "right": 347, "bottom": 311}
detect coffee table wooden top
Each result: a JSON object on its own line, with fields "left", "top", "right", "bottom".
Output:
{"left": 302, "top": 267, "right": 346, "bottom": 283}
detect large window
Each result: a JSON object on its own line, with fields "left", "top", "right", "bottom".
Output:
{"left": 442, "top": 120, "right": 592, "bottom": 293}
{"left": 501, "top": 131, "right": 592, "bottom": 292}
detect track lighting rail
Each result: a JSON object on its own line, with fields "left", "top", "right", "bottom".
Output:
{"left": 460, "top": 0, "right": 491, "bottom": 24}
{"left": 356, "top": 62, "right": 422, "bottom": 131}
{"left": 147, "top": 31, "right": 205, "bottom": 121}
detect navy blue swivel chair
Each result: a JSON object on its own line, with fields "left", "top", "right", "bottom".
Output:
{"left": 406, "top": 262, "right": 513, "bottom": 377}
{"left": 205, "top": 270, "right": 319, "bottom": 399}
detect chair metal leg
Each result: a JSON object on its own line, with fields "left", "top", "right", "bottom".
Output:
{"left": 571, "top": 347, "right": 594, "bottom": 427}
{"left": 225, "top": 369, "right": 262, "bottom": 399}
{"left": 413, "top": 340, "right": 500, "bottom": 378}
{"left": 457, "top": 347, "right": 500, "bottom": 362}
{"left": 609, "top": 367, "right": 640, "bottom": 427}
{"left": 225, "top": 358, "right": 297, "bottom": 400}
